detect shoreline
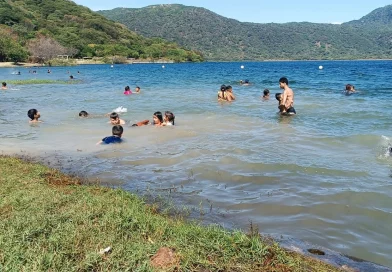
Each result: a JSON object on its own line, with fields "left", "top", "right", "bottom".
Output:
{"left": 0, "top": 155, "right": 343, "bottom": 271}
{"left": 1, "top": 153, "right": 391, "bottom": 271}
{"left": 1, "top": 58, "right": 392, "bottom": 68}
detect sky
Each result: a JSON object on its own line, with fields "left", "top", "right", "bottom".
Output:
{"left": 73, "top": 0, "right": 392, "bottom": 24}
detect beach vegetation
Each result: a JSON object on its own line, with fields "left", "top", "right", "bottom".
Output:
{"left": 0, "top": 156, "right": 342, "bottom": 271}
{"left": 0, "top": 1, "right": 203, "bottom": 63}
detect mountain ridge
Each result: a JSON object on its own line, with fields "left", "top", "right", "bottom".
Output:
{"left": 98, "top": 4, "right": 392, "bottom": 61}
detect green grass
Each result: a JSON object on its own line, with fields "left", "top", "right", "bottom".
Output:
{"left": 0, "top": 156, "right": 342, "bottom": 271}
{"left": 3, "top": 79, "right": 81, "bottom": 85}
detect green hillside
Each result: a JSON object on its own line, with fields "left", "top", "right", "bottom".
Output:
{"left": 98, "top": 4, "right": 392, "bottom": 61}
{"left": 0, "top": 0, "right": 203, "bottom": 63}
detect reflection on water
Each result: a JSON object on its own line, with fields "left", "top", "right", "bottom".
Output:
{"left": 1, "top": 61, "right": 392, "bottom": 268}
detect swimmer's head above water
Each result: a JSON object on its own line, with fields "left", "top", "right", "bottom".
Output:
{"left": 153, "top": 111, "right": 163, "bottom": 125}
{"left": 79, "top": 110, "right": 89, "bottom": 117}
{"left": 27, "top": 108, "right": 40, "bottom": 122}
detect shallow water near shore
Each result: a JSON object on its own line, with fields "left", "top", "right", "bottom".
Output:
{"left": 1, "top": 61, "right": 392, "bottom": 268}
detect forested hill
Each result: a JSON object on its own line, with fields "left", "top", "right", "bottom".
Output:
{"left": 98, "top": 4, "right": 392, "bottom": 61}
{"left": 0, "top": 0, "right": 203, "bottom": 62}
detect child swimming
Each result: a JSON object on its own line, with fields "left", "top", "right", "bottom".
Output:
{"left": 97, "top": 125, "right": 123, "bottom": 145}
{"left": 79, "top": 111, "right": 89, "bottom": 117}
{"left": 153, "top": 111, "right": 164, "bottom": 126}
{"left": 163, "top": 111, "right": 175, "bottom": 126}
{"left": 345, "top": 84, "right": 356, "bottom": 95}
{"left": 108, "top": 112, "right": 126, "bottom": 125}
{"left": 124, "top": 86, "right": 132, "bottom": 95}
{"left": 262, "top": 89, "right": 270, "bottom": 100}
{"left": 1, "top": 82, "right": 7, "bottom": 90}
{"left": 27, "top": 109, "right": 42, "bottom": 123}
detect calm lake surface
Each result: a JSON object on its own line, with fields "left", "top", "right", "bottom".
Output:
{"left": 1, "top": 61, "right": 392, "bottom": 268}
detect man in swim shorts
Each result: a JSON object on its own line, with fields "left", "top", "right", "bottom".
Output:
{"left": 279, "top": 77, "right": 296, "bottom": 115}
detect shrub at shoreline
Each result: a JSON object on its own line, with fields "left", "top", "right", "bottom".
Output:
{"left": 0, "top": 156, "right": 341, "bottom": 271}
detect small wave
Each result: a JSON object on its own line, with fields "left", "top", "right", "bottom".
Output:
{"left": 112, "top": 106, "right": 127, "bottom": 113}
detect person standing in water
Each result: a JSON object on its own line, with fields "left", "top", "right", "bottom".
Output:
{"left": 279, "top": 77, "right": 296, "bottom": 115}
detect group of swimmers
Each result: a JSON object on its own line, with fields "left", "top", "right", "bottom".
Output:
{"left": 95, "top": 111, "right": 175, "bottom": 145}
{"left": 11, "top": 75, "right": 363, "bottom": 145}
{"left": 124, "top": 86, "right": 141, "bottom": 95}
{"left": 219, "top": 77, "right": 296, "bottom": 115}
{"left": 26, "top": 107, "right": 176, "bottom": 145}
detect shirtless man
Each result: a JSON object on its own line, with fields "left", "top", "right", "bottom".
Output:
{"left": 279, "top": 77, "right": 296, "bottom": 115}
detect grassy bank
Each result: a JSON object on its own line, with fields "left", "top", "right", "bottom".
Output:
{"left": 0, "top": 156, "right": 341, "bottom": 271}
{"left": 3, "top": 79, "right": 81, "bottom": 85}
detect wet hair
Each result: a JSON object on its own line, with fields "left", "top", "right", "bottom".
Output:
{"left": 345, "top": 84, "right": 354, "bottom": 91}
{"left": 263, "top": 89, "right": 270, "bottom": 96}
{"left": 165, "top": 111, "right": 175, "bottom": 125}
{"left": 79, "top": 110, "right": 89, "bottom": 117}
{"left": 70, "top": 75, "right": 74, "bottom": 79}
{"left": 225, "top": 85, "right": 232, "bottom": 91}
{"left": 125, "top": 86, "right": 130, "bottom": 91}
{"left": 2, "top": 82, "right": 6, "bottom": 87}
{"left": 110, "top": 112, "right": 119, "bottom": 119}
{"left": 27, "top": 109, "right": 38, "bottom": 120}
{"left": 153, "top": 111, "right": 163, "bottom": 124}
{"left": 220, "top": 85, "right": 226, "bottom": 91}
{"left": 275, "top": 93, "right": 282, "bottom": 101}
{"left": 244, "top": 79, "right": 249, "bottom": 83}
{"left": 131, "top": 124, "right": 138, "bottom": 127}
{"left": 135, "top": 86, "right": 140, "bottom": 90}
{"left": 279, "top": 77, "right": 288, "bottom": 85}
{"left": 112, "top": 125, "right": 123, "bottom": 136}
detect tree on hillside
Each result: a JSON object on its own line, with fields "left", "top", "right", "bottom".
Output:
{"left": 0, "top": 36, "right": 28, "bottom": 62}
{"left": 27, "top": 36, "right": 67, "bottom": 63}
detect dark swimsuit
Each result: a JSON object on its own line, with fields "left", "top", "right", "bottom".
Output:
{"left": 101, "top": 136, "right": 122, "bottom": 144}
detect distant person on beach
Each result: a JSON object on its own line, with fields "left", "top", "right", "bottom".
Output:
{"left": 124, "top": 86, "right": 132, "bottom": 95}
{"left": 163, "top": 111, "right": 175, "bottom": 126}
{"left": 262, "top": 89, "right": 270, "bottom": 100}
{"left": 79, "top": 111, "right": 89, "bottom": 117}
{"left": 97, "top": 125, "right": 123, "bottom": 145}
{"left": 1, "top": 82, "right": 7, "bottom": 90}
{"left": 135, "top": 86, "right": 141, "bottom": 93}
{"left": 279, "top": 77, "right": 296, "bottom": 115}
{"left": 27, "top": 109, "right": 42, "bottom": 123}
{"left": 108, "top": 112, "right": 126, "bottom": 125}
{"left": 345, "top": 84, "right": 356, "bottom": 95}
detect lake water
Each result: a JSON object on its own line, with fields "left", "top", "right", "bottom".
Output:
{"left": 1, "top": 61, "right": 392, "bottom": 268}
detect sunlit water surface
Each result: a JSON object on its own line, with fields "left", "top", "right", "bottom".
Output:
{"left": 1, "top": 61, "right": 392, "bottom": 268}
